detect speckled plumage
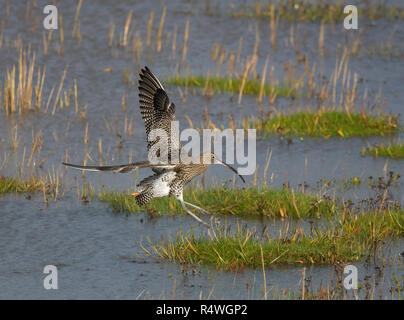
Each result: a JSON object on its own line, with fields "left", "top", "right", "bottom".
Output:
{"left": 138, "top": 67, "right": 180, "bottom": 165}
{"left": 134, "top": 157, "right": 211, "bottom": 206}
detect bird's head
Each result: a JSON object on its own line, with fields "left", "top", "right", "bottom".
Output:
{"left": 201, "top": 152, "right": 245, "bottom": 184}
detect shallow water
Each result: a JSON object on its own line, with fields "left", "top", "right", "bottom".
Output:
{"left": 0, "top": 193, "right": 402, "bottom": 299}
{"left": 0, "top": 0, "right": 403, "bottom": 299}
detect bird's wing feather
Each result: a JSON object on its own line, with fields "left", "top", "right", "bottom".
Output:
{"left": 138, "top": 67, "right": 181, "bottom": 169}
{"left": 62, "top": 161, "right": 174, "bottom": 173}
{"left": 138, "top": 66, "right": 176, "bottom": 137}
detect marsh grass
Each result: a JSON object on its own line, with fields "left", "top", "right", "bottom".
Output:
{"left": 246, "top": 110, "right": 399, "bottom": 138}
{"left": 149, "top": 231, "right": 360, "bottom": 268}
{"left": 147, "top": 210, "right": 403, "bottom": 269}
{"left": 362, "top": 143, "right": 404, "bottom": 159}
{"left": 2, "top": 47, "right": 68, "bottom": 115}
{"left": 99, "top": 187, "right": 335, "bottom": 219}
{"left": 230, "top": 2, "right": 404, "bottom": 22}
{"left": 3, "top": 49, "right": 37, "bottom": 114}
{"left": 0, "top": 173, "right": 62, "bottom": 203}
{"left": 0, "top": 175, "right": 42, "bottom": 194}
{"left": 166, "top": 76, "right": 295, "bottom": 98}
{"left": 339, "top": 210, "right": 403, "bottom": 242}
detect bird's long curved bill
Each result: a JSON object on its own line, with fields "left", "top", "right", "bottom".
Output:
{"left": 215, "top": 159, "right": 246, "bottom": 183}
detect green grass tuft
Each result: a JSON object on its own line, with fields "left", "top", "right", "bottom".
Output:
{"left": 362, "top": 143, "right": 404, "bottom": 159}
{"left": 150, "top": 232, "right": 361, "bottom": 268}
{"left": 99, "top": 187, "right": 336, "bottom": 219}
{"left": 166, "top": 76, "right": 295, "bottom": 98}
{"left": 0, "top": 176, "right": 42, "bottom": 195}
{"left": 147, "top": 210, "right": 404, "bottom": 269}
{"left": 246, "top": 110, "right": 399, "bottom": 138}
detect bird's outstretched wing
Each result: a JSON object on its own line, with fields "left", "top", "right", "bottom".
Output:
{"left": 62, "top": 161, "right": 174, "bottom": 173}
{"left": 138, "top": 66, "right": 176, "bottom": 136}
{"left": 138, "top": 67, "right": 181, "bottom": 161}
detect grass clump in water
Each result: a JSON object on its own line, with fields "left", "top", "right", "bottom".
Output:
{"left": 0, "top": 176, "right": 42, "bottom": 195}
{"left": 339, "top": 210, "right": 403, "bottom": 242}
{"left": 146, "top": 210, "right": 404, "bottom": 269}
{"left": 246, "top": 110, "right": 399, "bottom": 138}
{"left": 149, "top": 231, "right": 360, "bottom": 268}
{"left": 166, "top": 76, "right": 295, "bottom": 98}
{"left": 362, "top": 143, "right": 404, "bottom": 159}
{"left": 99, "top": 187, "right": 335, "bottom": 219}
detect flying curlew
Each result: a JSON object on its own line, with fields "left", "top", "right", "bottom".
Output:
{"left": 63, "top": 67, "right": 245, "bottom": 227}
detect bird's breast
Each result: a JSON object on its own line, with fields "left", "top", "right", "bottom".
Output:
{"left": 149, "top": 171, "right": 177, "bottom": 198}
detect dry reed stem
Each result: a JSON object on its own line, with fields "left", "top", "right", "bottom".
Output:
{"left": 227, "top": 52, "right": 235, "bottom": 78}
{"left": 98, "top": 138, "right": 103, "bottom": 166}
{"left": 58, "top": 14, "right": 64, "bottom": 55}
{"left": 42, "top": 32, "right": 48, "bottom": 55}
{"left": 72, "top": 0, "right": 83, "bottom": 42}
{"left": 211, "top": 43, "right": 219, "bottom": 62}
{"left": 51, "top": 67, "right": 68, "bottom": 116}
{"left": 27, "top": 130, "right": 43, "bottom": 168}
{"left": 318, "top": 22, "right": 325, "bottom": 56}
{"left": 108, "top": 20, "right": 115, "bottom": 47}
{"left": 202, "top": 69, "right": 211, "bottom": 96}
{"left": 123, "top": 10, "right": 133, "bottom": 48}
{"left": 270, "top": 4, "right": 277, "bottom": 49}
{"left": 216, "top": 47, "right": 225, "bottom": 77}
{"left": 253, "top": 165, "right": 259, "bottom": 186}
{"left": 172, "top": 24, "right": 177, "bottom": 54}
{"left": 35, "top": 66, "right": 46, "bottom": 111}
{"left": 181, "top": 18, "right": 190, "bottom": 63}
{"left": 258, "top": 55, "right": 269, "bottom": 104}
{"left": 238, "top": 55, "right": 257, "bottom": 105}
{"left": 260, "top": 245, "right": 267, "bottom": 300}
{"left": 156, "top": 7, "right": 166, "bottom": 52}
{"left": 0, "top": 21, "right": 4, "bottom": 51}
{"left": 263, "top": 149, "right": 272, "bottom": 184}
{"left": 253, "top": 23, "right": 260, "bottom": 57}
{"left": 147, "top": 10, "right": 154, "bottom": 47}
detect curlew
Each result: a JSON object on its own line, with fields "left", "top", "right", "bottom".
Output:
{"left": 63, "top": 67, "right": 245, "bottom": 227}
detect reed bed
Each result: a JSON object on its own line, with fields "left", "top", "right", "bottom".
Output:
{"left": 246, "top": 110, "right": 399, "bottom": 138}
{"left": 1, "top": 47, "right": 69, "bottom": 115}
{"left": 2, "top": 49, "right": 38, "bottom": 114}
{"left": 165, "top": 44, "right": 365, "bottom": 109}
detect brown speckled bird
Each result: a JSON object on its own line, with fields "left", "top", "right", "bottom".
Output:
{"left": 63, "top": 67, "right": 245, "bottom": 227}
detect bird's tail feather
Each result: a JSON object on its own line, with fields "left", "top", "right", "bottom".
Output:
{"left": 134, "top": 191, "right": 154, "bottom": 206}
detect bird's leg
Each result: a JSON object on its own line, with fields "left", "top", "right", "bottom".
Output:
{"left": 183, "top": 202, "right": 221, "bottom": 235}
{"left": 182, "top": 201, "right": 212, "bottom": 215}
{"left": 180, "top": 201, "right": 210, "bottom": 228}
